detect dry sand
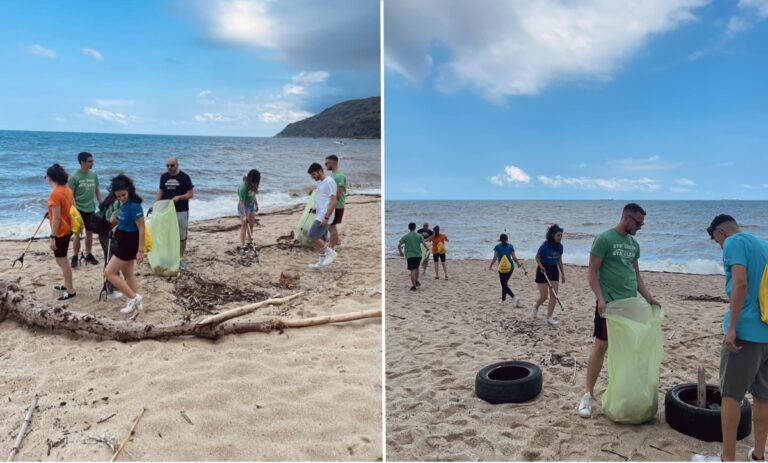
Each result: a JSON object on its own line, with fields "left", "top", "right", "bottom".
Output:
{"left": 386, "top": 258, "right": 741, "bottom": 461}
{"left": 0, "top": 195, "right": 381, "bottom": 461}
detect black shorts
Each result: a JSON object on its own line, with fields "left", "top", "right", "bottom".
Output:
{"left": 332, "top": 208, "right": 344, "bottom": 225}
{"left": 407, "top": 257, "right": 421, "bottom": 271}
{"left": 78, "top": 209, "right": 94, "bottom": 232}
{"left": 594, "top": 301, "right": 608, "bottom": 341}
{"left": 113, "top": 230, "right": 139, "bottom": 261}
{"left": 53, "top": 234, "right": 71, "bottom": 258}
{"left": 535, "top": 264, "right": 560, "bottom": 284}
{"left": 433, "top": 253, "right": 446, "bottom": 262}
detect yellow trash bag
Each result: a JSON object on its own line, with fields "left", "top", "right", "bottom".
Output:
{"left": 602, "top": 297, "right": 664, "bottom": 424}
{"left": 437, "top": 240, "right": 446, "bottom": 254}
{"left": 147, "top": 200, "right": 180, "bottom": 276}
{"left": 759, "top": 264, "right": 768, "bottom": 324}
{"left": 498, "top": 255, "right": 512, "bottom": 273}
{"left": 144, "top": 224, "right": 153, "bottom": 253}
{"left": 295, "top": 190, "right": 317, "bottom": 248}
{"left": 70, "top": 206, "right": 84, "bottom": 235}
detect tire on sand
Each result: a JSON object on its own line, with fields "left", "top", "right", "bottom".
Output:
{"left": 475, "top": 361, "right": 543, "bottom": 404}
{"left": 665, "top": 383, "right": 752, "bottom": 442}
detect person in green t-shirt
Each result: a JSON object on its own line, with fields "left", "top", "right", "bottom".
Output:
{"left": 398, "top": 222, "right": 429, "bottom": 291}
{"left": 67, "top": 151, "right": 102, "bottom": 267}
{"left": 237, "top": 169, "right": 261, "bottom": 252}
{"left": 325, "top": 155, "right": 347, "bottom": 250}
{"left": 578, "top": 203, "right": 660, "bottom": 419}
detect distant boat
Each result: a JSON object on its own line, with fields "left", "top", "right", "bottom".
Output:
{"left": 333, "top": 140, "right": 347, "bottom": 146}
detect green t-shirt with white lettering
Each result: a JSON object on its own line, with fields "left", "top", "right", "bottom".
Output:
{"left": 329, "top": 171, "right": 347, "bottom": 209}
{"left": 68, "top": 170, "right": 99, "bottom": 212}
{"left": 590, "top": 228, "right": 640, "bottom": 302}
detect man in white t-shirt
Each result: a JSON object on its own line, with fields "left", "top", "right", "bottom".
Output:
{"left": 307, "top": 162, "right": 337, "bottom": 268}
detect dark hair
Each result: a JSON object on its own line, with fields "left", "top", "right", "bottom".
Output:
{"left": 707, "top": 214, "right": 737, "bottom": 238}
{"left": 325, "top": 155, "right": 339, "bottom": 162}
{"left": 110, "top": 174, "right": 142, "bottom": 204}
{"left": 546, "top": 224, "right": 564, "bottom": 243}
{"left": 78, "top": 151, "right": 93, "bottom": 165}
{"left": 244, "top": 169, "right": 261, "bottom": 191}
{"left": 433, "top": 225, "right": 441, "bottom": 237}
{"left": 307, "top": 162, "right": 323, "bottom": 174}
{"left": 408, "top": 222, "right": 416, "bottom": 231}
{"left": 499, "top": 233, "right": 508, "bottom": 243}
{"left": 46, "top": 163, "right": 68, "bottom": 185}
{"left": 623, "top": 203, "right": 646, "bottom": 216}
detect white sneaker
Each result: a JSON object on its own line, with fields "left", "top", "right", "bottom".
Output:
{"left": 309, "top": 255, "right": 326, "bottom": 269}
{"left": 108, "top": 291, "right": 124, "bottom": 301}
{"left": 691, "top": 455, "right": 721, "bottom": 462}
{"left": 578, "top": 392, "right": 592, "bottom": 418}
{"left": 547, "top": 317, "right": 559, "bottom": 327}
{"left": 511, "top": 296, "right": 520, "bottom": 307}
{"left": 531, "top": 306, "right": 539, "bottom": 319}
{"left": 121, "top": 294, "right": 143, "bottom": 315}
{"left": 322, "top": 247, "right": 337, "bottom": 266}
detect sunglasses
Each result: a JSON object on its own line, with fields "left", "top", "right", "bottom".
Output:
{"left": 629, "top": 215, "right": 644, "bottom": 228}
{"left": 166, "top": 164, "right": 176, "bottom": 168}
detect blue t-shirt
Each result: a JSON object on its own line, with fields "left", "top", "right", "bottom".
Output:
{"left": 537, "top": 241, "right": 564, "bottom": 266}
{"left": 723, "top": 232, "right": 768, "bottom": 343}
{"left": 117, "top": 201, "right": 144, "bottom": 232}
{"left": 494, "top": 242, "right": 515, "bottom": 269}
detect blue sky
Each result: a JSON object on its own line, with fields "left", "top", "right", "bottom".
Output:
{"left": 385, "top": 0, "right": 768, "bottom": 200}
{"left": 0, "top": 0, "right": 379, "bottom": 137}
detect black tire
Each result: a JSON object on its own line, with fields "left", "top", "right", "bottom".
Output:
{"left": 475, "top": 361, "right": 543, "bottom": 404}
{"left": 665, "top": 383, "right": 752, "bottom": 442}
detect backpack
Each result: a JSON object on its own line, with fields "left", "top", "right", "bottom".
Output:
{"left": 498, "top": 254, "right": 512, "bottom": 273}
{"left": 437, "top": 240, "right": 446, "bottom": 254}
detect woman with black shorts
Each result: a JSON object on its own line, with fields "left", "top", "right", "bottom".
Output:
{"left": 425, "top": 225, "right": 449, "bottom": 280}
{"left": 104, "top": 174, "right": 146, "bottom": 316}
{"left": 46, "top": 163, "right": 77, "bottom": 301}
{"left": 532, "top": 224, "right": 565, "bottom": 327}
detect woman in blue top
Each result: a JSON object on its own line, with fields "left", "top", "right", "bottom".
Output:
{"left": 533, "top": 224, "right": 565, "bottom": 326}
{"left": 237, "top": 169, "right": 261, "bottom": 253}
{"left": 104, "top": 174, "right": 145, "bottom": 317}
{"left": 489, "top": 233, "right": 526, "bottom": 305}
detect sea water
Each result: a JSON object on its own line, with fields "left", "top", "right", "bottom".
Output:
{"left": 386, "top": 200, "right": 768, "bottom": 275}
{"left": 0, "top": 130, "right": 380, "bottom": 240}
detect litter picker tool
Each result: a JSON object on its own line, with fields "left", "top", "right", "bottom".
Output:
{"left": 98, "top": 231, "right": 114, "bottom": 302}
{"left": 12, "top": 212, "right": 49, "bottom": 269}
{"left": 541, "top": 266, "right": 566, "bottom": 311}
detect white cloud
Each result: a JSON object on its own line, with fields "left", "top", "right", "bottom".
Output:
{"left": 194, "top": 112, "right": 228, "bottom": 122}
{"left": 385, "top": 0, "right": 707, "bottom": 102}
{"left": 27, "top": 44, "right": 56, "bottom": 59}
{"left": 490, "top": 165, "right": 531, "bottom": 186}
{"left": 742, "top": 184, "right": 768, "bottom": 189}
{"left": 675, "top": 178, "right": 696, "bottom": 187}
{"left": 183, "top": 0, "right": 379, "bottom": 69}
{"left": 198, "top": 90, "right": 213, "bottom": 98}
{"left": 282, "top": 70, "right": 330, "bottom": 96}
{"left": 94, "top": 99, "right": 134, "bottom": 107}
{"left": 54, "top": 116, "right": 67, "bottom": 123}
{"left": 81, "top": 48, "right": 104, "bottom": 62}
{"left": 725, "top": 16, "right": 753, "bottom": 38}
{"left": 538, "top": 175, "right": 661, "bottom": 192}
{"left": 83, "top": 106, "right": 137, "bottom": 125}
{"left": 258, "top": 101, "right": 312, "bottom": 124}
{"left": 607, "top": 155, "right": 680, "bottom": 171}
{"left": 739, "top": 0, "right": 768, "bottom": 17}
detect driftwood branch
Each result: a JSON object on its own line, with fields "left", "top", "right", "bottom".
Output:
{"left": 0, "top": 280, "right": 380, "bottom": 342}
{"left": 111, "top": 408, "right": 145, "bottom": 462}
{"left": 197, "top": 291, "right": 306, "bottom": 326}
{"left": 7, "top": 396, "right": 37, "bottom": 461}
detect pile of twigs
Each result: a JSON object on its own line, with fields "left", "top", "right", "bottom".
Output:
{"left": 174, "top": 272, "right": 270, "bottom": 314}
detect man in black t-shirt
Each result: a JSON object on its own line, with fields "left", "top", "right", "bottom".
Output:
{"left": 155, "top": 157, "right": 194, "bottom": 266}
{"left": 418, "top": 222, "right": 433, "bottom": 275}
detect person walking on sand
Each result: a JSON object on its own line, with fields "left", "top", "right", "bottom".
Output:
{"left": 325, "top": 155, "right": 346, "bottom": 251}
{"left": 488, "top": 233, "right": 526, "bottom": 306}
{"left": 533, "top": 224, "right": 566, "bottom": 327}
{"left": 156, "top": 157, "right": 194, "bottom": 268}
{"left": 578, "top": 203, "right": 660, "bottom": 418}
{"left": 95, "top": 185, "right": 123, "bottom": 300}
{"left": 418, "top": 222, "right": 433, "bottom": 275}
{"left": 398, "top": 222, "right": 429, "bottom": 291}
{"left": 693, "top": 215, "right": 768, "bottom": 462}
{"left": 306, "top": 162, "right": 338, "bottom": 269}
{"left": 237, "top": 169, "right": 260, "bottom": 253}
{"left": 68, "top": 151, "right": 102, "bottom": 267}
{"left": 105, "top": 174, "right": 146, "bottom": 316}
{"left": 46, "top": 163, "right": 77, "bottom": 302}
{"left": 425, "top": 225, "right": 449, "bottom": 279}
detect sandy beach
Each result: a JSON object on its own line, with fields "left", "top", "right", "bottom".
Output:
{"left": 386, "top": 258, "right": 739, "bottom": 461}
{"left": 0, "top": 195, "right": 382, "bottom": 461}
